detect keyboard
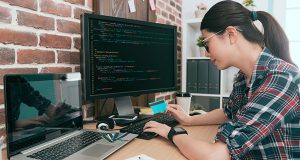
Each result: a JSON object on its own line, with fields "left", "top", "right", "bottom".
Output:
{"left": 120, "top": 113, "right": 178, "bottom": 140}
{"left": 27, "top": 131, "right": 102, "bottom": 160}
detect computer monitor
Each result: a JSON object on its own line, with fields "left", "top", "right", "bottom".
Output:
{"left": 81, "top": 13, "right": 177, "bottom": 115}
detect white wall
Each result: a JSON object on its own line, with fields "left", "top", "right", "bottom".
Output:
{"left": 182, "top": 0, "right": 270, "bottom": 19}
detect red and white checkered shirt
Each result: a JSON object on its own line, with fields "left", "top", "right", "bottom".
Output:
{"left": 216, "top": 48, "right": 300, "bottom": 159}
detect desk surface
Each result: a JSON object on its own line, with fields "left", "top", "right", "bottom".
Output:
{"left": 1, "top": 124, "right": 219, "bottom": 160}
{"left": 85, "top": 123, "right": 219, "bottom": 160}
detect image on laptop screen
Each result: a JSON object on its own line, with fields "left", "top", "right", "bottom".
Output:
{"left": 4, "top": 73, "right": 82, "bottom": 156}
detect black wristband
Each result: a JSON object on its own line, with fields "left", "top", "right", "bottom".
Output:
{"left": 168, "top": 127, "right": 188, "bottom": 144}
{"left": 168, "top": 127, "right": 176, "bottom": 144}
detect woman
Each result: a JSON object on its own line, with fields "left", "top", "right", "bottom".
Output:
{"left": 144, "top": 0, "right": 300, "bottom": 159}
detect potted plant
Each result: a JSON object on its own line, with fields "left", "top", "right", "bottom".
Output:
{"left": 242, "top": 0, "right": 255, "bottom": 10}
{"left": 194, "top": 2, "right": 207, "bottom": 18}
{"left": 196, "top": 36, "right": 206, "bottom": 56}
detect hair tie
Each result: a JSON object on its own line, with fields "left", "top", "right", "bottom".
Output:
{"left": 251, "top": 11, "right": 258, "bottom": 21}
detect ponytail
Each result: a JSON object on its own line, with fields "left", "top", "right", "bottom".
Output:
{"left": 256, "top": 11, "right": 293, "bottom": 64}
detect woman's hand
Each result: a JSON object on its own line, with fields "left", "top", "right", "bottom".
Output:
{"left": 143, "top": 121, "right": 171, "bottom": 139}
{"left": 46, "top": 102, "right": 71, "bottom": 119}
{"left": 166, "top": 104, "right": 192, "bottom": 125}
{"left": 15, "top": 115, "right": 50, "bottom": 128}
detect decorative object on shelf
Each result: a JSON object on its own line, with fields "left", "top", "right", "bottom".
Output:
{"left": 194, "top": 2, "right": 207, "bottom": 18}
{"left": 196, "top": 36, "right": 206, "bottom": 56}
{"left": 242, "top": 0, "right": 255, "bottom": 11}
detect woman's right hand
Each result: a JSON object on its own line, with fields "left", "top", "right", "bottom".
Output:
{"left": 15, "top": 115, "right": 50, "bottom": 128}
{"left": 166, "top": 104, "right": 192, "bottom": 125}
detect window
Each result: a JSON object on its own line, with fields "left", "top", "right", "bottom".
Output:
{"left": 285, "top": 0, "right": 300, "bottom": 67}
{"left": 272, "top": 0, "right": 300, "bottom": 67}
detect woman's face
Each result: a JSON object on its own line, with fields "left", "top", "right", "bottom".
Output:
{"left": 201, "top": 29, "right": 233, "bottom": 70}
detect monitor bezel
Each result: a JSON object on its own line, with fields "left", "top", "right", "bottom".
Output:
{"left": 81, "top": 13, "right": 177, "bottom": 100}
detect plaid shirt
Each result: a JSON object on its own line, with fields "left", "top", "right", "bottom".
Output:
{"left": 216, "top": 48, "right": 300, "bottom": 159}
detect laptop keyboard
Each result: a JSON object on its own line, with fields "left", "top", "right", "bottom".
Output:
{"left": 120, "top": 113, "right": 178, "bottom": 140}
{"left": 27, "top": 131, "right": 102, "bottom": 160}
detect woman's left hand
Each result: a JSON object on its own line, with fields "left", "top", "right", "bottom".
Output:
{"left": 143, "top": 121, "right": 171, "bottom": 139}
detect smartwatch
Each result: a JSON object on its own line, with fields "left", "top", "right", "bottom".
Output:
{"left": 168, "top": 127, "right": 188, "bottom": 144}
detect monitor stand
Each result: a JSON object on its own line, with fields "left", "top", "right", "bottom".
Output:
{"left": 114, "top": 96, "right": 135, "bottom": 116}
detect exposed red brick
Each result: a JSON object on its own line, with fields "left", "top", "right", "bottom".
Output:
{"left": 57, "top": 20, "right": 80, "bottom": 34}
{"left": 73, "top": 37, "right": 81, "bottom": 49}
{"left": 166, "top": 6, "right": 172, "bottom": 13}
{"left": 0, "top": 29, "right": 37, "bottom": 46}
{"left": 156, "top": 8, "right": 161, "bottom": 15}
{"left": 40, "top": 34, "right": 71, "bottom": 49}
{"left": 1, "top": 0, "right": 37, "bottom": 11}
{"left": 75, "top": 66, "right": 81, "bottom": 72}
{"left": 0, "top": 126, "right": 5, "bottom": 136}
{"left": 176, "top": 4, "right": 181, "bottom": 11}
{"left": 57, "top": 51, "right": 80, "bottom": 64}
{"left": 0, "top": 109, "right": 4, "bottom": 125}
{"left": 157, "top": 1, "right": 165, "bottom": 9}
{"left": 176, "top": 18, "right": 181, "bottom": 25}
{"left": 170, "top": 0, "right": 175, "bottom": 7}
{"left": 17, "top": 49, "right": 55, "bottom": 64}
{"left": 0, "top": 68, "right": 38, "bottom": 85}
{"left": 17, "top": 11, "right": 54, "bottom": 30}
{"left": 0, "top": 48, "right": 15, "bottom": 65}
{"left": 40, "top": 0, "right": 71, "bottom": 17}
{"left": 0, "top": 6, "right": 11, "bottom": 23}
{"left": 40, "top": 67, "right": 72, "bottom": 73}
{"left": 64, "top": 0, "right": 84, "bottom": 5}
{"left": 157, "top": 17, "right": 165, "bottom": 24}
{"left": 162, "top": 11, "right": 168, "bottom": 18}
{"left": 169, "top": 14, "right": 175, "bottom": 21}
{"left": 0, "top": 89, "right": 3, "bottom": 104}
{"left": 74, "top": 7, "right": 91, "bottom": 19}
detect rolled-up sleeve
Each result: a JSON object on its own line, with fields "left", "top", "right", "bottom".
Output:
{"left": 216, "top": 73, "right": 300, "bottom": 159}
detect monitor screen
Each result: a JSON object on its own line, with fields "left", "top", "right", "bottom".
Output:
{"left": 81, "top": 13, "right": 177, "bottom": 100}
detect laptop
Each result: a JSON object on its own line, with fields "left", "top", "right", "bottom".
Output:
{"left": 4, "top": 73, "right": 137, "bottom": 160}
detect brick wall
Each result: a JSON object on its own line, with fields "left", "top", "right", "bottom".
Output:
{"left": 155, "top": 0, "right": 182, "bottom": 104}
{"left": 0, "top": 0, "right": 92, "bottom": 150}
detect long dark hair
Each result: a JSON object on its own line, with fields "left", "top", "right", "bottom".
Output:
{"left": 200, "top": 0, "right": 293, "bottom": 64}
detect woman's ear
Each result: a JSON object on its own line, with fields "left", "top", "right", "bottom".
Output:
{"left": 225, "top": 26, "right": 239, "bottom": 45}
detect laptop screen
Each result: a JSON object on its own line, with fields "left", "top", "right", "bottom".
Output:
{"left": 4, "top": 73, "right": 83, "bottom": 156}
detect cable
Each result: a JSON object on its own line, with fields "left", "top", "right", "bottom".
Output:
{"left": 98, "top": 98, "right": 108, "bottom": 117}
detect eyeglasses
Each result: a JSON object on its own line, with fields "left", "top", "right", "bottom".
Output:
{"left": 200, "top": 30, "right": 224, "bottom": 53}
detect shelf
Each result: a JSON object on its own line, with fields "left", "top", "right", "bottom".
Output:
{"left": 183, "top": 18, "right": 202, "bottom": 30}
{"left": 191, "top": 93, "right": 221, "bottom": 97}
{"left": 185, "top": 18, "right": 203, "bottom": 23}
{"left": 222, "top": 93, "right": 231, "bottom": 98}
{"left": 187, "top": 56, "right": 209, "bottom": 59}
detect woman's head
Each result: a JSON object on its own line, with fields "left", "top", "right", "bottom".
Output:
{"left": 200, "top": 0, "right": 292, "bottom": 64}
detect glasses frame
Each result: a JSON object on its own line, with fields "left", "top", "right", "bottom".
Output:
{"left": 200, "top": 27, "right": 243, "bottom": 53}
{"left": 201, "top": 30, "right": 224, "bottom": 53}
